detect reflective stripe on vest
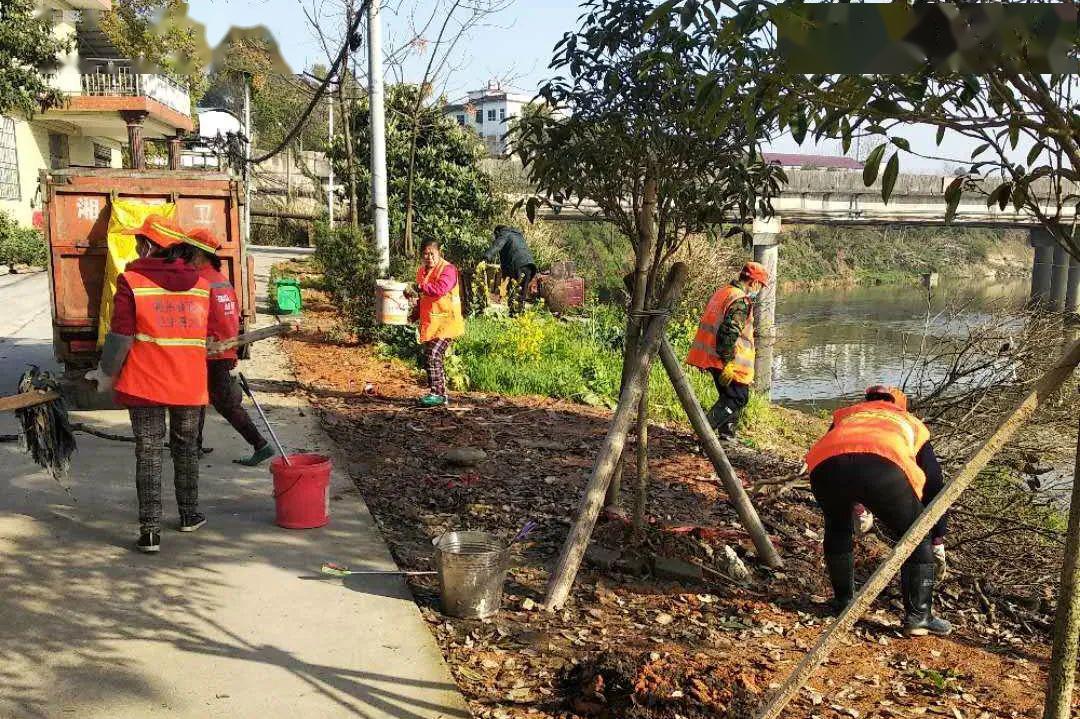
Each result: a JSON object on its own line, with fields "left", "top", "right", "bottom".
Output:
{"left": 804, "top": 401, "right": 931, "bottom": 499}
{"left": 417, "top": 260, "right": 465, "bottom": 342}
{"left": 114, "top": 270, "right": 210, "bottom": 406}
{"left": 686, "top": 284, "right": 755, "bottom": 383}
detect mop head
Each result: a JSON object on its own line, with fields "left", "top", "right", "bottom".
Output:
{"left": 15, "top": 366, "right": 76, "bottom": 490}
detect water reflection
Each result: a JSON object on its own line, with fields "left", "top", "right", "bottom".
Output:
{"left": 771, "top": 278, "right": 1030, "bottom": 412}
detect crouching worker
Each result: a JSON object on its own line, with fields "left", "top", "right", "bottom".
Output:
{"left": 88, "top": 215, "right": 210, "bottom": 553}
{"left": 805, "top": 385, "right": 951, "bottom": 636}
{"left": 405, "top": 238, "right": 464, "bottom": 407}
{"left": 186, "top": 228, "right": 274, "bottom": 466}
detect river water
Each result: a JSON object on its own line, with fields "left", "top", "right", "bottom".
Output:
{"left": 769, "top": 278, "right": 1031, "bottom": 412}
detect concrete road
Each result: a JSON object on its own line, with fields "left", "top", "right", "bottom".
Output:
{"left": 0, "top": 254, "right": 468, "bottom": 719}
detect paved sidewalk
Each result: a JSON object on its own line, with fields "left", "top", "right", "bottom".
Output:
{"left": 0, "top": 258, "right": 468, "bottom": 718}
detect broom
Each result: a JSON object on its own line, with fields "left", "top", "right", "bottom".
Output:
{"left": 3, "top": 366, "right": 77, "bottom": 494}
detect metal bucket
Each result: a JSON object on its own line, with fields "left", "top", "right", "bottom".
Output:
{"left": 433, "top": 531, "right": 510, "bottom": 619}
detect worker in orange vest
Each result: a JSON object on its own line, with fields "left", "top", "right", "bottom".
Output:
{"left": 88, "top": 214, "right": 211, "bottom": 553}
{"left": 686, "top": 261, "right": 770, "bottom": 442}
{"left": 805, "top": 385, "right": 951, "bottom": 636}
{"left": 405, "top": 238, "right": 465, "bottom": 407}
{"left": 185, "top": 228, "right": 273, "bottom": 466}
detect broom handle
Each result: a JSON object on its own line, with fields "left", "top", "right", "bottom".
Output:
{"left": 237, "top": 373, "right": 291, "bottom": 466}
{"left": 0, "top": 390, "right": 60, "bottom": 413}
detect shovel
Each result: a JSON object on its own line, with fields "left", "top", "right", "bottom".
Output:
{"left": 237, "top": 372, "right": 291, "bottom": 466}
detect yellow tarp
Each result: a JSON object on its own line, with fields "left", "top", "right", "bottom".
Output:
{"left": 96, "top": 199, "right": 177, "bottom": 347}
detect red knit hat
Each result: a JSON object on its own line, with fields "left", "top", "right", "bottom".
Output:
{"left": 740, "top": 261, "right": 770, "bottom": 285}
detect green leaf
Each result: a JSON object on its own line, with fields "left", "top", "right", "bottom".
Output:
{"left": 1027, "top": 143, "right": 1045, "bottom": 166}
{"left": 881, "top": 152, "right": 900, "bottom": 203}
{"left": 724, "top": 225, "right": 744, "bottom": 238}
{"left": 1012, "top": 180, "right": 1027, "bottom": 212}
{"left": 1008, "top": 119, "right": 1020, "bottom": 149}
{"left": 971, "top": 143, "right": 991, "bottom": 159}
{"left": 791, "top": 106, "right": 808, "bottom": 145}
{"left": 868, "top": 98, "right": 903, "bottom": 116}
{"left": 891, "top": 137, "right": 911, "bottom": 152}
{"left": 863, "top": 144, "right": 887, "bottom": 186}
{"left": 987, "top": 182, "right": 1012, "bottom": 211}
{"left": 679, "top": 0, "right": 699, "bottom": 29}
{"left": 936, "top": 124, "right": 946, "bottom": 146}
{"left": 644, "top": 0, "right": 681, "bottom": 30}
{"left": 944, "top": 176, "right": 964, "bottom": 224}
{"left": 841, "top": 117, "right": 852, "bottom": 155}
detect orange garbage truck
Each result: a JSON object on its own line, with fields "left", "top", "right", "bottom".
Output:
{"left": 40, "top": 168, "right": 255, "bottom": 407}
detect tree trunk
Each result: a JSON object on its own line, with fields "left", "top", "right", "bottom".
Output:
{"left": 340, "top": 4, "right": 359, "bottom": 228}
{"left": 606, "top": 169, "right": 658, "bottom": 510}
{"left": 545, "top": 262, "right": 688, "bottom": 611}
{"left": 630, "top": 388, "right": 651, "bottom": 540}
{"left": 658, "top": 338, "right": 783, "bottom": 568}
{"left": 1042, "top": 414, "right": 1080, "bottom": 719}
{"left": 757, "top": 337, "right": 1080, "bottom": 719}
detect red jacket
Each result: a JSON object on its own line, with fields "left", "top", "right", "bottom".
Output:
{"left": 199, "top": 265, "right": 240, "bottom": 363}
{"left": 109, "top": 257, "right": 209, "bottom": 407}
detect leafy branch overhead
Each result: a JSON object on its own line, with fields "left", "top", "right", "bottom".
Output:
{"left": 0, "top": 0, "right": 69, "bottom": 116}
{"left": 655, "top": 0, "right": 1080, "bottom": 257}
{"left": 510, "top": 0, "right": 786, "bottom": 257}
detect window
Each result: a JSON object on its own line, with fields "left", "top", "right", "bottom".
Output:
{"left": 487, "top": 109, "right": 496, "bottom": 121}
{"left": 456, "top": 114, "right": 465, "bottom": 126}
{"left": 475, "top": 110, "right": 483, "bottom": 124}
{"left": 499, "top": 108, "right": 506, "bottom": 121}
{"left": 48, "top": 133, "right": 69, "bottom": 170}
{"left": 0, "top": 117, "right": 19, "bottom": 201}
{"left": 94, "top": 143, "right": 112, "bottom": 168}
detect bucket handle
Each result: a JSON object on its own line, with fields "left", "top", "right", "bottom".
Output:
{"left": 273, "top": 471, "right": 306, "bottom": 499}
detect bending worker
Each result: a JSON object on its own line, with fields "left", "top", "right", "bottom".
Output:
{"left": 483, "top": 225, "right": 537, "bottom": 309}
{"left": 186, "top": 228, "right": 274, "bottom": 466}
{"left": 805, "top": 385, "right": 951, "bottom": 636}
{"left": 89, "top": 215, "right": 210, "bottom": 553}
{"left": 405, "top": 238, "right": 464, "bottom": 408}
{"left": 686, "top": 261, "right": 770, "bottom": 441}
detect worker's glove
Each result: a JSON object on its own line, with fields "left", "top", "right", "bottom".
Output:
{"left": 932, "top": 542, "right": 947, "bottom": 583}
{"left": 84, "top": 367, "right": 113, "bottom": 393}
{"left": 855, "top": 506, "right": 875, "bottom": 535}
{"left": 719, "top": 363, "right": 738, "bottom": 386}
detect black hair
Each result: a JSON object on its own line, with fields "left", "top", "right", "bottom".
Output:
{"left": 494, "top": 224, "right": 508, "bottom": 235}
{"left": 420, "top": 238, "right": 441, "bottom": 252}
{"left": 197, "top": 247, "right": 222, "bottom": 271}
{"left": 157, "top": 243, "right": 198, "bottom": 264}
{"left": 865, "top": 390, "right": 895, "bottom": 404}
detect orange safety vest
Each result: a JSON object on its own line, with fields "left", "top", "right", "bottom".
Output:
{"left": 686, "top": 284, "right": 755, "bottom": 383}
{"left": 114, "top": 269, "right": 211, "bottom": 406}
{"left": 417, "top": 260, "right": 465, "bottom": 342}
{"left": 805, "top": 400, "right": 932, "bottom": 499}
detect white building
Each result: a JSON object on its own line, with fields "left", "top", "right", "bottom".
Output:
{"left": 0, "top": 0, "right": 193, "bottom": 227}
{"left": 445, "top": 81, "right": 531, "bottom": 157}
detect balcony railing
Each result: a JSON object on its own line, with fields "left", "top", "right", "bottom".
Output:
{"left": 79, "top": 73, "right": 191, "bottom": 116}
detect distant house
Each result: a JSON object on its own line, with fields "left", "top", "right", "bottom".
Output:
{"left": 1, "top": 0, "right": 193, "bottom": 228}
{"left": 763, "top": 153, "right": 864, "bottom": 171}
{"left": 445, "top": 80, "right": 532, "bottom": 157}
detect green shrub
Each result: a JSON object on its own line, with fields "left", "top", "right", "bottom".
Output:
{"left": 0, "top": 211, "right": 47, "bottom": 266}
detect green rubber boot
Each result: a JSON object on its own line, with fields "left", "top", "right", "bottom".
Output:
{"left": 419, "top": 394, "right": 447, "bottom": 408}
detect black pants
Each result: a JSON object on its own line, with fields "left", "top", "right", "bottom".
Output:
{"left": 516, "top": 265, "right": 536, "bottom": 303}
{"left": 130, "top": 406, "right": 201, "bottom": 532}
{"left": 706, "top": 371, "right": 749, "bottom": 434}
{"left": 198, "top": 360, "right": 267, "bottom": 450}
{"left": 809, "top": 453, "right": 934, "bottom": 567}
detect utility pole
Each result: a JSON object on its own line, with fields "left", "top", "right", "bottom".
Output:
{"left": 243, "top": 74, "right": 252, "bottom": 246}
{"left": 328, "top": 93, "right": 335, "bottom": 230}
{"left": 368, "top": 0, "right": 390, "bottom": 275}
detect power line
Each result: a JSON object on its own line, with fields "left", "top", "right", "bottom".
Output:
{"left": 248, "top": 0, "right": 370, "bottom": 165}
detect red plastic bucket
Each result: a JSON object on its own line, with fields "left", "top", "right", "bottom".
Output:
{"left": 270, "top": 453, "right": 331, "bottom": 529}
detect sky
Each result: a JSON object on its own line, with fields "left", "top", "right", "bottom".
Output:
{"left": 185, "top": 0, "right": 1014, "bottom": 173}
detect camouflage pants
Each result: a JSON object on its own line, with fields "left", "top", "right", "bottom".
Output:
{"left": 129, "top": 406, "right": 201, "bottom": 532}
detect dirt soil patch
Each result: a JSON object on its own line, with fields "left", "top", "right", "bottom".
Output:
{"left": 279, "top": 301, "right": 1056, "bottom": 719}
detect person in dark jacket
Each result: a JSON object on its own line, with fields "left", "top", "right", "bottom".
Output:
{"left": 805, "top": 385, "right": 951, "bottom": 636}
{"left": 186, "top": 228, "right": 274, "bottom": 466}
{"left": 483, "top": 225, "right": 537, "bottom": 307}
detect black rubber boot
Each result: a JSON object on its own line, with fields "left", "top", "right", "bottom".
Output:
{"left": 825, "top": 553, "right": 854, "bottom": 615}
{"left": 902, "top": 563, "right": 953, "bottom": 636}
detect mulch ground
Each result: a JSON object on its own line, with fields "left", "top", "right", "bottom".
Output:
{"left": 278, "top": 298, "right": 1054, "bottom": 719}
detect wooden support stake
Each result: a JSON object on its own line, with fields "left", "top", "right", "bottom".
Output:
{"left": 545, "top": 262, "right": 689, "bottom": 610}
{"left": 1042, "top": 411, "right": 1080, "bottom": 719}
{"left": 207, "top": 322, "right": 295, "bottom": 354}
{"left": 758, "top": 338, "right": 1080, "bottom": 719}
{"left": 658, "top": 337, "right": 783, "bottom": 569}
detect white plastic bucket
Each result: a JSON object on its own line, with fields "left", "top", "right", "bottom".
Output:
{"left": 375, "top": 280, "right": 410, "bottom": 325}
